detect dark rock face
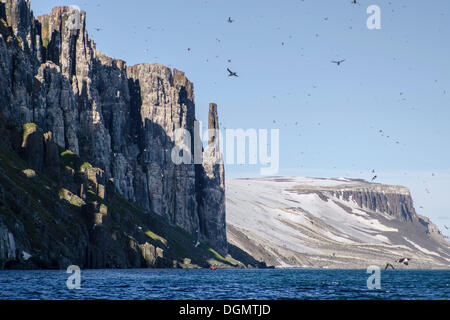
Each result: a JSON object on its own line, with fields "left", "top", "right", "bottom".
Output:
{"left": 329, "top": 187, "right": 446, "bottom": 242}
{"left": 0, "top": 1, "right": 228, "bottom": 268}
{"left": 331, "top": 190, "right": 416, "bottom": 223}
{"left": 43, "top": 131, "right": 60, "bottom": 177}
{"left": 20, "top": 123, "right": 43, "bottom": 170}
{"left": 126, "top": 64, "right": 200, "bottom": 236}
{"left": 197, "top": 104, "right": 227, "bottom": 254}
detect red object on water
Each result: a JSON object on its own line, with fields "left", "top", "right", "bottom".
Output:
{"left": 210, "top": 266, "right": 216, "bottom": 270}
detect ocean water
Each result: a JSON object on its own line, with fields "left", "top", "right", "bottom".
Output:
{"left": 0, "top": 269, "right": 449, "bottom": 300}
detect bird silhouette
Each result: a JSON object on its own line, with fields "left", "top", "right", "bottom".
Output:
{"left": 397, "top": 258, "right": 411, "bottom": 265}
{"left": 227, "top": 68, "right": 238, "bottom": 77}
{"left": 228, "top": 17, "right": 234, "bottom": 23}
{"left": 331, "top": 59, "right": 345, "bottom": 66}
{"left": 371, "top": 175, "right": 377, "bottom": 182}
{"left": 385, "top": 263, "right": 395, "bottom": 270}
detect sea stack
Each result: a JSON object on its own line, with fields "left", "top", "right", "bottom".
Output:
{"left": 197, "top": 103, "right": 227, "bottom": 255}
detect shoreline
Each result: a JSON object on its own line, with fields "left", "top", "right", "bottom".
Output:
{"left": 2, "top": 266, "right": 450, "bottom": 271}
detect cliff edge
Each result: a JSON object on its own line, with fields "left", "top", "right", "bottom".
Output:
{"left": 0, "top": 0, "right": 231, "bottom": 269}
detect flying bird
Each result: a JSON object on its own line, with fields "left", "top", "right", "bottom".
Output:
{"left": 444, "top": 225, "right": 448, "bottom": 230}
{"left": 228, "top": 17, "right": 234, "bottom": 23}
{"left": 227, "top": 68, "right": 238, "bottom": 77}
{"left": 351, "top": 0, "right": 360, "bottom": 5}
{"left": 385, "top": 263, "right": 395, "bottom": 270}
{"left": 371, "top": 175, "right": 378, "bottom": 182}
{"left": 397, "top": 258, "right": 411, "bottom": 265}
{"left": 331, "top": 59, "right": 345, "bottom": 66}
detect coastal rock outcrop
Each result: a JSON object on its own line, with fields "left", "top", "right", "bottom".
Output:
{"left": 197, "top": 104, "right": 227, "bottom": 254}
{"left": 0, "top": 1, "right": 228, "bottom": 268}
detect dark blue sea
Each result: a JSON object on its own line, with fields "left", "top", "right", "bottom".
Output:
{"left": 0, "top": 269, "right": 449, "bottom": 300}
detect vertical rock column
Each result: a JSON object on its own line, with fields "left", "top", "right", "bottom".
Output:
{"left": 198, "top": 103, "right": 227, "bottom": 255}
{"left": 2, "top": 0, "right": 37, "bottom": 51}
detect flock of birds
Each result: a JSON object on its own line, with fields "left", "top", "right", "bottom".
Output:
{"left": 221, "top": 7, "right": 443, "bottom": 222}
{"left": 87, "top": 1, "right": 389, "bottom": 80}
{"left": 84, "top": 2, "right": 449, "bottom": 237}
{"left": 224, "top": 16, "right": 347, "bottom": 77}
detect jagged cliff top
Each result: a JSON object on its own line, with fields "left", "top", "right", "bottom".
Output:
{"left": 38, "top": 5, "right": 87, "bottom": 17}
{"left": 36, "top": 5, "right": 186, "bottom": 83}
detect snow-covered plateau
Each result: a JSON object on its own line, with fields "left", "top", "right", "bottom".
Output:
{"left": 226, "top": 177, "right": 450, "bottom": 269}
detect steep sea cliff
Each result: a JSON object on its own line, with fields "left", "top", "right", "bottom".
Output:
{"left": 0, "top": 0, "right": 230, "bottom": 269}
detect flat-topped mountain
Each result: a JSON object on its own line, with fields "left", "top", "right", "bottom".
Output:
{"left": 226, "top": 177, "right": 450, "bottom": 269}
{"left": 287, "top": 177, "right": 410, "bottom": 194}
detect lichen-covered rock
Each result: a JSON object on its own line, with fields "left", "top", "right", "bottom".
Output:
{"left": 20, "top": 123, "right": 44, "bottom": 170}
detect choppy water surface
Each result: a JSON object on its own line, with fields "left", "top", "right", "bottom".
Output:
{"left": 0, "top": 269, "right": 449, "bottom": 300}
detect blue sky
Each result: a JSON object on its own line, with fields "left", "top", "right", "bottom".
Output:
{"left": 31, "top": 0, "right": 450, "bottom": 236}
